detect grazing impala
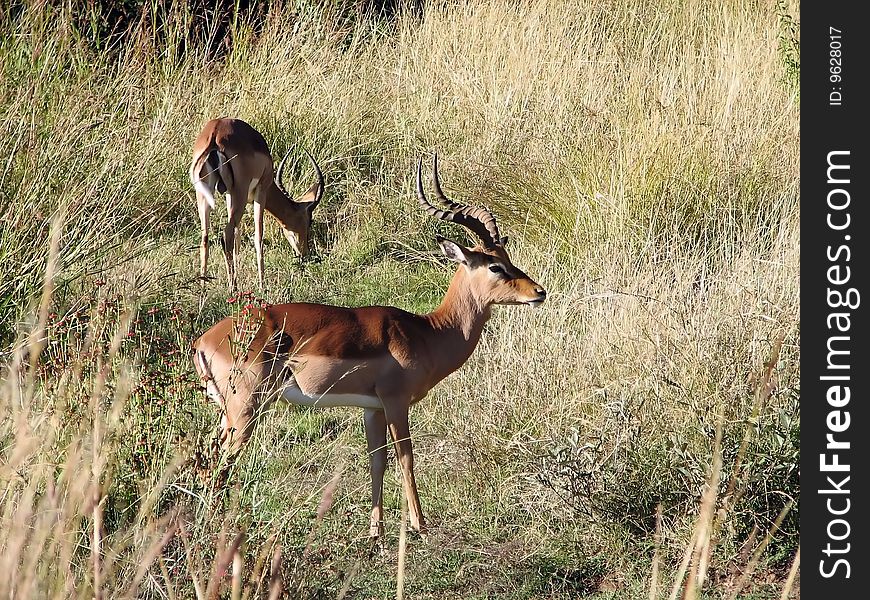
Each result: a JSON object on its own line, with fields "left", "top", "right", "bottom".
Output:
{"left": 189, "top": 117, "right": 324, "bottom": 289}
{"left": 192, "top": 156, "right": 546, "bottom": 537}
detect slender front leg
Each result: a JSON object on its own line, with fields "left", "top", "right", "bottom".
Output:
{"left": 383, "top": 404, "right": 426, "bottom": 534}
{"left": 253, "top": 199, "right": 265, "bottom": 289}
{"left": 223, "top": 195, "right": 245, "bottom": 291}
{"left": 364, "top": 408, "right": 388, "bottom": 538}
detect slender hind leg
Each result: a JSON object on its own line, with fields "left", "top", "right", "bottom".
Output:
{"left": 364, "top": 408, "right": 388, "bottom": 538}
{"left": 197, "top": 193, "right": 211, "bottom": 282}
{"left": 222, "top": 193, "right": 245, "bottom": 291}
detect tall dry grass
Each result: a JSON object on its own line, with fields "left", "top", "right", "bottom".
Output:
{"left": 1, "top": 0, "right": 798, "bottom": 597}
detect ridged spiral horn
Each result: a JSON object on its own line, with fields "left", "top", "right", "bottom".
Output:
{"left": 416, "top": 154, "right": 503, "bottom": 249}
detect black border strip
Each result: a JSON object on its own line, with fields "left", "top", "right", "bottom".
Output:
{"left": 801, "top": 2, "right": 869, "bottom": 596}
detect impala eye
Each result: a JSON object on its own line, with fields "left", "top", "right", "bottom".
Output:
{"left": 489, "top": 264, "right": 505, "bottom": 275}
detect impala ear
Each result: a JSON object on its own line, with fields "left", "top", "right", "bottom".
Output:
{"left": 500, "top": 235, "right": 509, "bottom": 246}
{"left": 436, "top": 235, "right": 469, "bottom": 264}
{"left": 298, "top": 180, "right": 322, "bottom": 206}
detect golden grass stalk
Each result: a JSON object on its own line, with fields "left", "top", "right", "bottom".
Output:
{"left": 719, "top": 332, "right": 785, "bottom": 521}
{"left": 122, "top": 510, "right": 180, "bottom": 598}
{"left": 648, "top": 503, "right": 663, "bottom": 600}
{"left": 397, "top": 494, "right": 409, "bottom": 600}
{"left": 726, "top": 500, "right": 795, "bottom": 600}
{"left": 231, "top": 545, "right": 244, "bottom": 600}
{"left": 664, "top": 333, "right": 787, "bottom": 600}
{"left": 240, "top": 531, "right": 280, "bottom": 600}
{"left": 779, "top": 546, "right": 800, "bottom": 600}
{"left": 337, "top": 557, "right": 363, "bottom": 600}
{"left": 289, "top": 461, "right": 345, "bottom": 595}
{"left": 204, "top": 529, "right": 246, "bottom": 600}
{"left": 23, "top": 211, "right": 64, "bottom": 383}
{"left": 178, "top": 519, "right": 206, "bottom": 600}
{"left": 159, "top": 554, "right": 178, "bottom": 600}
{"left": 669, "top": 416, "right": 723, "bottom": 600}
{"left": 267, "top": 544, "right": 283, "bottom": 600}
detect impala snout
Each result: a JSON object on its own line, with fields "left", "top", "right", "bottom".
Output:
{"left": 282, "top": 227, "right": 309, "bottom": 258}
{"left": 521, "top": 282, "right": 547, "bottom": 307}
{"left": 527, "top": 286, "right": 547, "bottom": 306}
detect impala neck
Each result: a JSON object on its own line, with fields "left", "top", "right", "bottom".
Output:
{"left": 264, "top": 183, "right": 292, "bottom": 225}
{"left": 425, "top": 267, "right": 492, "bottom": 369}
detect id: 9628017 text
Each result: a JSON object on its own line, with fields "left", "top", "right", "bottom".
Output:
{"left": 829, "top": 27, "right": 843, "bottom": 106}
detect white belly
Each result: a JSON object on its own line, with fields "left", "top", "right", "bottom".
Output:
{"left": 281, "top": 386, "right": 382, "bottom": 409}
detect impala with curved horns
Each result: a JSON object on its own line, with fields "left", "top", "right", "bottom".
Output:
{"left": 191, "top": 155, "right": 546, "bottom": 537}
{"left": 190, "top": 117, "right": 324, "bottom": 289}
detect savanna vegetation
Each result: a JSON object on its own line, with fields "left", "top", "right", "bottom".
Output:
{"left": 0, "top": 0, "right": 800, "bottom": 598}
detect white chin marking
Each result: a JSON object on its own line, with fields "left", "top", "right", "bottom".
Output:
{"left": 527, "top": 300, "right": 545, "bottom": 308}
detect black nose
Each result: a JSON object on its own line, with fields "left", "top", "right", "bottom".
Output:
{"left": 535, "top": 288, "right": 546, "bottom": 297}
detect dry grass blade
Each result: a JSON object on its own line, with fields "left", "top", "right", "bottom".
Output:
{"left": 91, "top": 433, "right": 104, "bottom": 600}
{"left": 267, "top": 545, "right": 283, "bottom": 600}
{"left": 692, "top": 415, "right": 725, "bottom": 593}
{"left": 779, "top": 545, "right": 800, "bottom": 600}
{"left": 397, "top": 495, "right": 408, "bottom": 600}
{"left": 205, "top": 530, "right": 246, "bottom": 600}
{"left": 158, "top": 556, "right": 177, "bottom": 600}
{"left": 122, "top": 511, "right": 180, "bottom": 599}
{"left": 726, "top": 500, "right": 795, "bottom": 600}
{"left": 240, "top": 531, "right": 280, "bottom": 600}
{"left": 303, "top": 461, "right": 345, "bottom": 557}
{"left": 232, "top": 547, "right": 243, "bottom": 600}
{"left": 648, "top": 503, "right": 663, "bottom": 600}
{"left": 289, "top": 461, "right": 344, "bottom": 595}
{"left": 720, "top": 333, "right": 785, "bottom": 520}
{"left": 178, "top": 520, "right": 206, "bottom": 600}
{"left": 25, "top": 211, "right": 64, "bottom": 383}
{"left": 337, "top": 557, "right": 363, "bottom": 600}
{"left": 672, "top": 415, "right": 724, "bottom": 600}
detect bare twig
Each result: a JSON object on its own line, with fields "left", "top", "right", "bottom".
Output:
{"left": 648, "top": 503, "right": 663, "bottom": 600}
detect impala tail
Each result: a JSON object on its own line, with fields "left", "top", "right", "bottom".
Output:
{"left": 191, "top": 148, "right": 234, "bottom": 210}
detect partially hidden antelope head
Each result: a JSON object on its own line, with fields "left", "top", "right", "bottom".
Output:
{"left": 189, "top": 117, "right": 324, "bottom": 290}
{"left": 191, "top": 154, "right": 545, "bottom": 538}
